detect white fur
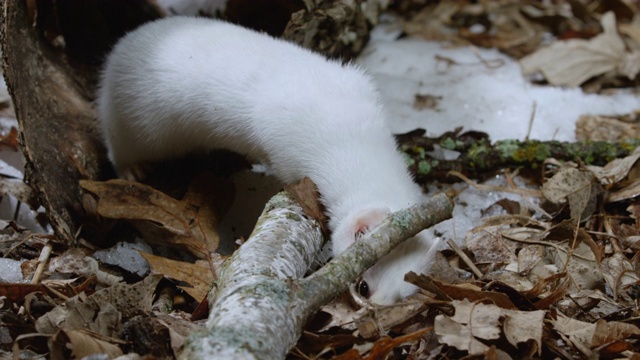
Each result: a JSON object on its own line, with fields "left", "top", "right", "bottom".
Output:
{"left": 97, "top": 17, "right": 432, "bottom": 304}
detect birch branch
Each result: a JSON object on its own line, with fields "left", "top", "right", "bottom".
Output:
{"left": 181, "top": 191, "right": 453, "bottom": 359}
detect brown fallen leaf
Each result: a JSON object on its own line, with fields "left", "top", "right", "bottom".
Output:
{"left": 588, "top": 145, "right": 640, "bottom": 186}
{"left": 405, "top": 273, "right": 517, "bottom": 310}
{"left": 139, "top": 251, "right": 217, "bottom": 303}
{"left": 436, "top": 299, "right": 544, "bottom": 355}
{"left": 553, "top": 314, "right": 640, "bottom": 357}
{"left": 332, "top": 328, "right": 432, "bottom": 360}
{"left": 35, "top": 274, "right": 162, "bottom": 335}
{"left": 80, "top": 173, "right": 231, "bottom": 258}
{"left": 600, "top": 252, "right": 639, "bottom": 302}
{"left": 520, "top": 12, "right": 633, "bottom": 87}
{"left": 0, "top": 126, "right": 19, "bottom": 151}
{"left": 53, "top": 328, "right": 124, "bottom": 359}
{"left": 542, "top": 167, "right": 602, "bottom": 223}
{"left": 0, "top": 283, "right": 46, "bottom": 302}
{"left": 355, "top": 297, "right": 427, "bottom": 339}
{"left": 48, "top": 249, "right": 123, "bottom": 286}
{"left": 284, "top": 176, "right": 327, "bottom": 233}
{"left": 0, "top": 177, "right": 39, "bottom": 209}
{"left": 576, "top": 113, "right": 640, "bottom": 142}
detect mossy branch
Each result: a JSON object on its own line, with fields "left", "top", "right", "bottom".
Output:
{"left": 397, "top": 128, "right": 640, "bottom": 182}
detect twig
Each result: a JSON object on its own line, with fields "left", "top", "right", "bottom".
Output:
{"left": 447, "top": 238, "right": 482, "bottom": 278}
{"left": 31, "top": 241, "right": 52, "bottom": 284}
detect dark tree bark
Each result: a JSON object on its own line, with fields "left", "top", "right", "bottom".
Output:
{"left": 1, "top": 0, "right": 111, "bottom": 242}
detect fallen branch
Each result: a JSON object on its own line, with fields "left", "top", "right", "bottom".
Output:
{"left": 397, "top": 128, "right": 640, "bottom": 182}
{"left": 181, "top": 191, "right": 453, "bottom": 359}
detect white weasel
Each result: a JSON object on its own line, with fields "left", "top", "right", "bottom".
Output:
{"left": 97, "top": 16, "right": 436, "bottom": 304}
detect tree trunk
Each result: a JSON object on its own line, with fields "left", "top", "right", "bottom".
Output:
{"left": 1, "top": 0, "right": 110, "bottom": 241}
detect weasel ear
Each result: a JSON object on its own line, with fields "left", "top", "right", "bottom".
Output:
{"left": 332, "top": 207, "right": 390, "bottom": 257}
{"left": 353, "top": 208, "right": 391, "bottom": 238}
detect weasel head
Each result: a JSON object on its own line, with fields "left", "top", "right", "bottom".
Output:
{"left": 357, "top": 240, "right": 422, "bottom": 305}
{"left": 331, "top": 208, "right": 433, "bottom": 305}
{"left": 359, "top": 234, "right": 439, "bottom": 304}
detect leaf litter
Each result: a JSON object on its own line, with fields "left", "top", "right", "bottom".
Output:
{"left": 3, "top": 0, "right": 640, "bottom": 359}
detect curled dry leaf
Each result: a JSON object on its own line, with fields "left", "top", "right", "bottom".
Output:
{"left": 599, "top": 252, "right": 639, "bottom": 302}
{"left": 588, "top": 146, "right": 640, "bottom": 203}
{"left": 542, "top": 167, "right": 601, "bottom": 223}
{"left": 435, "top": 299, "right": 544, "bottom": 355}
{"left": 80, "top": 174, "right": 231, "bottom": 258}
{"left": 520, "top": 12, "right": 632, "bottom": 87}
{"left": 35, "top": 274, "right": 162, "bottom": 335}
{"left": 576, "top": 113, "right": 640, "bottom": 142}
{"left": 554, "top": 241, "right": 602, "bottom": 291}
{"left": 0, "top": 177, "right": 40, "bottom": 209}
{"left": 331, "top": 328, "right": 432, "bottom": 360}
{"left": 138, "top": 251, "right": 216, "bottom": 303}
{"left": 284, "top": 176, "right": 327, "bottom": 232}
{"left": 53, "top": 329, "right": 124, "bottom": 359}
{"left": 465, "top": 224, "right": 518, "bottom": 265}
{"left": 355, "top": 298, "right": 427, "bottom": 339}
{"left": 48, "top": 249, "right": 123, "bottom": 286}
{"left": 406, "top": 274, "right": 516, "bottom": 310}
{"left": 588, "top": 146, "right": 640, "bottom": 186}
{"left": 155, "top": 313, "right": 205, "bottom": 356}
{"left": 517, "top": 245, "right": 544, "bottom": 274}
{"left": 553, "top": 314, "right": 640, "bottom": 357}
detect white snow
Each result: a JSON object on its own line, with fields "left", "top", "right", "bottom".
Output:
{"left": 0, "top": 258, "right": 24, "bottom": 283}
{"left": 357, "top": 22, "right": 640, "bottom": 141}
{"left": 93, "top": 238, "right": 153, "bottom": 277}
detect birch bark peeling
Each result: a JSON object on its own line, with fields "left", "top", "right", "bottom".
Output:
{"left": 182, "top": 191, "right": 453, "bottom": 359}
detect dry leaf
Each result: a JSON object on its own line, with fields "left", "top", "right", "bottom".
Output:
{"left": 435, "top": 299, "right": 544, "bottom": 355}
{"left": 35, "top": 274, "right": 161, "bottom": 335}
{"left": 436, "top": 280, "right": 517, "bottom": 310}
{"left": 60, "top": 329, "right": 124, "bottom": 359}
{"left": 588, "top": 146, "right": 640, "bottom": 186}
{"left": 355, "top": 298, "right": 427, "bottom": 338}
{"left": 592, "top": 319, "right": 640, "bottom": 347}
{"left": 517, "top": 245, "right": 544, "bottom": 274}
{"left": 139, "top": 252, "right": 216, "bottom": 302}
{"left": 553, "top": 314, "right": 640, "bottom": 357}
{"left": 435, "top": 314, "right": 490, "bottom": 354}
{"left": 48, "top": 249, "right": 123, "bottom": 286}
{"left": 0, "top": 177, "right": 39, "bottom": 209}
{"left": 553, "top": 241, "right": 601, "bottom": 291}
{"left": 576, "top": 114, "right": 640, "bottom": 142}
{"left": 284, "top": 177, "right": 327, "bottom": 232}
{"left": 502, "top": 308, "right": 544, "bottom": 353}
{"left": 520, "top": 12, "right": 628, "bottom": 87}
{"left": 600, "top": 252, "right": 639, "bottom": 301}
{"left": 553, "top": 315, "right": 596, "bottom": 356}
{"left": 542, "top": 167, "right": 600, "bottom": 222}
{"left": 81, "top": 176, "right": 228, "bottom": 258}
{"left": 450, "top": 300, "right": 502, "bottom": 341}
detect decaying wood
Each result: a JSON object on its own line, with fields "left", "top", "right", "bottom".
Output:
{"left": 182, "top": 191, "right": 453, "bottom": 359}
{"left": 1, "top": 0, "right": 110, "bottom": 241}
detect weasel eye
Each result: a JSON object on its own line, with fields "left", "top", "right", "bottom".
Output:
{"left": 356, "top": 280, "right": 370, "bottom": 298}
